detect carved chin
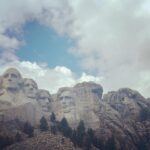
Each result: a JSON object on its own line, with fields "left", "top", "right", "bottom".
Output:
{"left": 63, "top": 108, "right": 71, "bottom": 113}
{"left": 27, "top": 95, "right": 36, "bottom": 99}
{"left": 42, "top": 107, "right": 49, "bottom": 112}
{"left": 25, "top": 92, "right": 36, "bottom": 98}
{"left": 5, "top": 84, "right": 19, "bottom": 90}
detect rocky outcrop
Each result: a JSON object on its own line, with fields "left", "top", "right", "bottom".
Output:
{"left": 0, "top": 68, "right": 52, "bottom": 126}
{"left": 103, "top": 88, "right": 149, "bottom": 121}
{"left": 0, "top": 68, "right": 150, "bottom": 150}
{"left": 0, "top": 102, "right": 42, "bottom": 125}
{"left": 97, "top": 88, "right": 150, "bottom": 150}
{"left": 52, "top": 82, "right": 103, "bottom": 129}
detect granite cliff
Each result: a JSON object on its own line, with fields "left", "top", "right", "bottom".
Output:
{"left": 0, "top": 68, "right": 149, "bottom": 150}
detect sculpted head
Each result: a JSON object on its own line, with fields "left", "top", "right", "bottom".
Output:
{"left": 23, "top": 78, "right": 38, "bottom": 99}
{"left": 2, "top": 68, "right": 23, "bottom": 91}
{"left": 37, "top": 89, "right": 51, "bottom": 111}
{"left": 58, "top": 88, "right": 75, "bottom": 113}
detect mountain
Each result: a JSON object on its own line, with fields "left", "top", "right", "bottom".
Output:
{"left": 0, "top": 68, "right": 149, "bottom": 150}
{"left": 52, "top": 82, "right": 103, "bottom": 129}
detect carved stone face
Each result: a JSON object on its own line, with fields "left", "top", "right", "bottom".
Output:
{"left": 23, "top": 79, "right": 38, "bottom": 99}
{"left": 122, "top": 97, "right": 139, "bottom": 117}
{"left": 113, "top": 97, "right": 140, "bottom": 118}
{"left": 2, "top": 68, "right": 22, "bottom": 91}
{"left": 59, "top": 90, "right": 74, "bottom": 113}
{"left": 37, "top": 90, "right": 51, "bottom": 112}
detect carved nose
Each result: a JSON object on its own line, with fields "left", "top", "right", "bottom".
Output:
{"left": 29, "top": 86, "right": 33, "bottom": 90}
{"left": 62, "top": 101, "right": 66, "bottom": 104}
{"left": 8, "top": 76, "right": 12, "bottom": 81}
{"left": 8, "top": 78, "right": 12, "bottom": 81}
{"left": 45, "top": 99, "right": 49, "bottom": 103}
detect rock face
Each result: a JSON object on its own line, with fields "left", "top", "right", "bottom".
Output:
{"left": 52, "top": 82, "right": 103, "bottom": 129}
{"left": 52, "top": 87, "right": 77, "bottom": 127}
{"left": 103, "top": 88, "right": 149, "bottom": 121}
{"left": 0, "top": 68, "right": 150, "bottom": 150}
{"left": 37, "top": 89, "right": 52, "bottom": 120}
{"left": 52, "top": 84, "right": 150, "bottom": 150}
{"left": 100, "top": 88, "right": 150, "bottom": 150}
{"left": 0, "top": 68, "right": 51, "bottom": 125}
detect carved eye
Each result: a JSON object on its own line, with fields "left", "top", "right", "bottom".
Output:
{"left": 4, "top": 73, "right": 9, "bottom": 78}
{"left": 121, "top": 97, "right": 125, "bottom": 101}
{"left": 25, "top": 84, "right": 30, "bottom": 87}
{"left": 65, "top": 96, "right": 71, "bottom": 99}
{"left": 11, "top": 74, "right": 17, "bottom": 78}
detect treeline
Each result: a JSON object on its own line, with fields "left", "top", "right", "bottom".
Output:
{"left": 1, "top": 112, "right": 149, "bottom": 150}
{"left": 47, "top": 112, "right": 116, "bottom": 150}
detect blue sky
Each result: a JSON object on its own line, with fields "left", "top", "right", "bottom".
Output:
{"left": 0, "top": 0, "right": 150, "bottom": 96}
{"left": 17, "top": 21, "right": 81, "bottom": 73}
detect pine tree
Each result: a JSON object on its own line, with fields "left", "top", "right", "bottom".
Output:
{"left": 92, "top": 136, "right": 104, "bottom": 150}
{"left": 140, "top": 107, "right": 150, "bottom": 121}
{"left": 87, "top": 128, "right": 94, "bottom": 142}
{"left": 15, "top": 132, "right": 22, "bottom": 142}
{"left": 23, "top": 122, "right": 34, "bottom": 137}
{"left": 137, "top": 139, "right": 148, "bottom": 150}
{"left": 71, "top": 129, "right": 77, "bottom": 147}
{"left": 50, "top": 112, "right": 56, "bottom": 122}
{"left": 76, "top": 120, "right": 86, "bottom": 147}
{"left": 0, "top": 136, "right": 14, "bottom": 149}
{"left": 105, "top": 136, "right": 116, "bottom": 150}
{"left": 40, "top": 116, "right": 48, "bottom": 131}
{"left": 84, "top": 128, "right": 94, "bottom": 150}
{"left": 50, "top": 112, "right": 58, "bottom": 134}
{"left": 59, "top": 117, "right": 72, "bottom": 138}
{"left": 50, "top": 125, "right": 57, "bottom": 134}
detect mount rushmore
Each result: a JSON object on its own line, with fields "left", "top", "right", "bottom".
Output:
{"left": 0, "top": 68, "right": 150, "bottom": 150}
{"left": 0, "top": 67, "right": 103, "bottom": 128}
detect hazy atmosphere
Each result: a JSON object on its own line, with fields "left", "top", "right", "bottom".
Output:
{"left": 0, "top": 0, "right": 150, "bottom": 97}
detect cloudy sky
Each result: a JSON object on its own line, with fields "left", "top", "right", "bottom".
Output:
{"left": 0, "top": 0, "right": 150, "bottom": 97}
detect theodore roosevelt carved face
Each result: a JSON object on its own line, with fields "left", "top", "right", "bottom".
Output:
{"left": 37, "top": 89, "right": 51, "bottom": 112}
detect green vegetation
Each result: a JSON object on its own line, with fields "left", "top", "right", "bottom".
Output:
{"left": 23, "top": 121, "right": 34, "bottom": 137}
{"left": 58, "top": 117, "right": 72, "bottom": 138}
{"left": 40, "top": 116, "right": 48, "bottom": 131}
{"left": 0, "top": 136, "right": 14, "bottom": 149}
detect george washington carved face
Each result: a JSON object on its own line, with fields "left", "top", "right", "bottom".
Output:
{"left": 23, "top": 78, "right": 38, "bottom": 98}
{"left": 2, "top": 68, "right": 22, "bottom": 91}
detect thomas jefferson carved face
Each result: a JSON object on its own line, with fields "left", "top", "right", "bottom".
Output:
{"left": 2, "top": 68, "right": 22, "bottom": 91}
{"left": 23, "top": 78, "right": 38, "bottom": 98}
{"left": 37, "top": 90, "right": 51, "bottom": 112}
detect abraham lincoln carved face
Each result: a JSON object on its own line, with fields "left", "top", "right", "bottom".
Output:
{"left": 58, "top": 89, "right": 75, "bottom": 113}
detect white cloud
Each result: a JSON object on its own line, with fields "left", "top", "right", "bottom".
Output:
{"left": 0, "top": 61, "right": 103, "bottom": 94}
{"left": 0, "top": 35, "right": 21, "bottom": 50}
{"left": 78, "top": 72, "right": 104, "bottom": 83}
{"left": 0, "top": 0, "right": 73, "bottom": 57}
{"left": 67, "top": 0, "right": 150, "bottom": 97}
{"left": 0, "top": 0, "right": 150, "bottom": 97}
{"left": 55, "top": 66, "right": 73, "bottom": 76}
